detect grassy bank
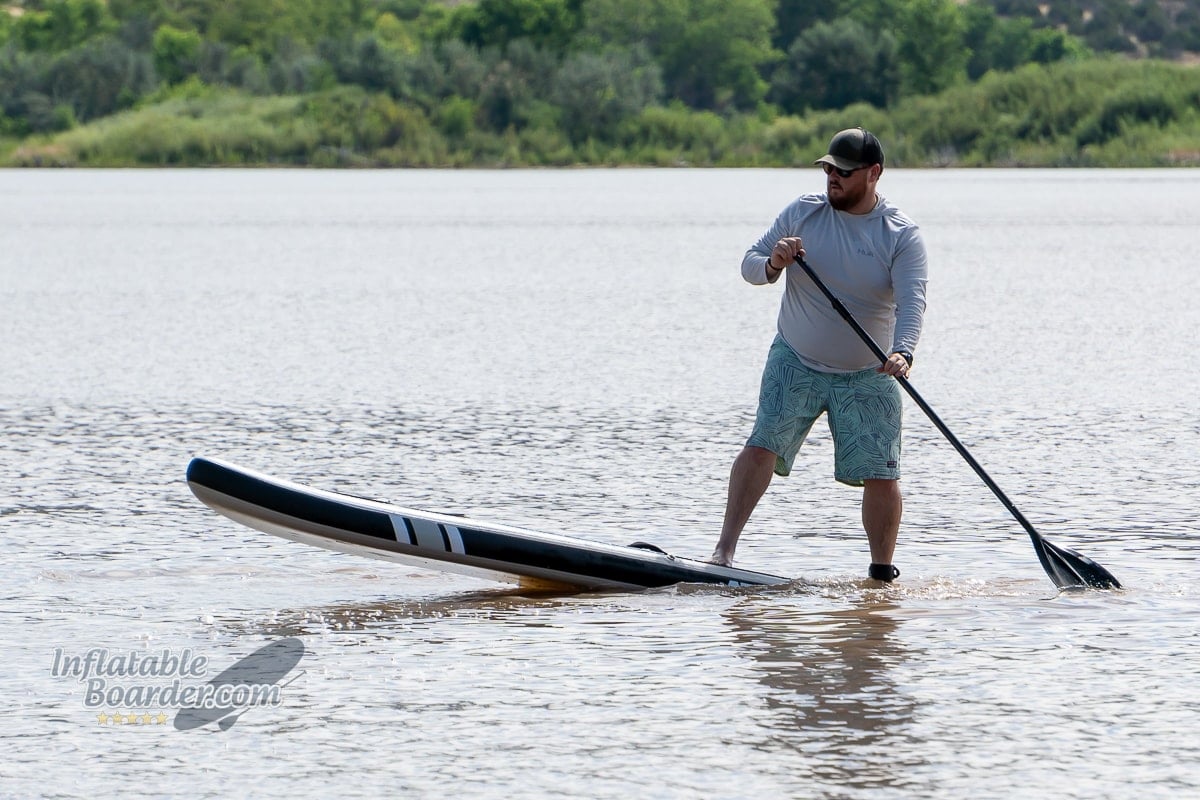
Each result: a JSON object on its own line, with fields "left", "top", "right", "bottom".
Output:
{"left": 7, "top": 58, "right": 1200, "bottom": 168}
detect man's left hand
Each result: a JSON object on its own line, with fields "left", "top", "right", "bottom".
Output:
{"left": 878, "top": 352, "right": 911, "bottom": 378}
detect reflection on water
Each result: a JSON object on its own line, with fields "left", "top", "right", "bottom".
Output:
{"left": 256, "top": 588, "right": 584, "bottom": 636}
{"left": 726, "top": 597, "right": 918, "bottom": 793}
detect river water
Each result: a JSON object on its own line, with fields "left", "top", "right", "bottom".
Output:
{"left": 2, "top": 168, "right": 1198, "bottom": 798}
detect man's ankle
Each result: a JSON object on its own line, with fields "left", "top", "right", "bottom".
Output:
{"left": 868, "top": 563, "right": 899, "bottom": 582}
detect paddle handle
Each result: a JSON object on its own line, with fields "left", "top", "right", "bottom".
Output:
{"left": 792, "top": 256, "right": 1043, "bottom": 545}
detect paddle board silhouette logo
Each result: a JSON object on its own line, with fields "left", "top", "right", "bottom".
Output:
{"left": 173, "top": 637, "right": 305, "bottom": 732}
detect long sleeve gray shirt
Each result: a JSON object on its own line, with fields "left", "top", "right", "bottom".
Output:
{"left": 743, "top": 192, "right": 928, "bottom": 373}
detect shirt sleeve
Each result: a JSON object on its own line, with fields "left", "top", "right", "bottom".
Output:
{"left": 741, "top": 206, "right": 794, "bottom": 285}
{"left": 890, "top": 226, "right": 929, "bottom": 355}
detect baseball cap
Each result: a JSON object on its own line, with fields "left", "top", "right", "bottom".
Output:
{"left": 814, "top": 127, "right": 885, "bottom": 171}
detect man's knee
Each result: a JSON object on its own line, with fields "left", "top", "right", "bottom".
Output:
{"left": 864, "top": 478, "right": 901, "bottom": 498}
{"left": 739, "top": 446, "right": 779, "bottom": 470}
{"left": 734, "top": 443, "right": 782, "bottom": 474}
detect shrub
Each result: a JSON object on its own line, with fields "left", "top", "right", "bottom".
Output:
{"left": 551, "top": 46, "right": 662, "bottom": 143}
{"left": 152, "top": 24, "right": 202, "bottom": 85}
{"left": 435, "top": 95, "right": 475, "bottom": 138}
{"left": 617, "top": 103, "right": 727, "bottom": 163}
{"left": 298, "top": 85, "right": 435, "bottom": 152}
{"left": 772, "top": 19, "right": 899, "bottom": 113}
{"left": 1076, "top": 85, "right": 1179, "bottom": 147}
{"left": 45, "top": 36, "right": 157, "bottom": 122}
{"left": 267, "top": 40, "right": 331, "bottom": 95}
{"left": 758, "top": 115, "right": 820, "bottom": 164}
{"left": 13, "top": 0, "right": 116, "bottom": 53}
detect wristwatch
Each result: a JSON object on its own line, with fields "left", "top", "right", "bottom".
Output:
{"left": 893, "top": 350, "right": 913, "bottom": 366}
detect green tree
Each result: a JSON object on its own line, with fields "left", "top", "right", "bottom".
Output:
{"left": 1079, "top": 3, "right": 1136, "bottom": 53}
{"left": 581, "top": 0, "right": 775, "bottom": 109}
{"left": 895, "top": 0, "right": 967, "bottom": 96}
{"left": 447, "top": 0, "right": 582, "bottom": 53}
{"left": 107, "top": 0, "right": 161, "bottom": 24}
{"left": 152, "top": 24, "right": 202, "bottom": 85}
{"left": 426, "top": 39, "right": 490, "bottom": 102}
{"left": 475, "top": 58, "right": 529, "bottom": 130}
{"left": 45, "top": 36, "right": 157, "bottom": 121}
{"left": 501, "top": 37, "right": 560, "bottom": 98}
{"left": 962, "top": 3, "right": 1089, "bottom": 79}
{"left": 1028, "top": 27, "right": 1089, "bottom": 65}
{"left": 1130, "top": 0, "right": 1169, "bottom": 45}
{"left": 147, "top": 0, "right": 364, "bottom": 51}
{"left": 0, "top": 45, "right": 46, "bottom": 134}
{"left": 963, "top": 3, "right": 1028, "bottom": 79}
{"left": 1162, "top": 7, "right": 1200, "bottom": 54}
{"left": 1075, "top": 83, "right": 1180, "bottom": 147}
{"left": 299, "top": 85, "right": 434, "bottom": 151}
{"left": 552, "top": 45, "right": 662, "bottom": 142}
{"left": 373, "top": 12, "right": 420, "bottom": 54}
{"left": 13, "top": 0, "right": 116, "bottom": 52}
{"left": 772, "top": 0, "right": 847, "bottom": 52}
{"left": 771, "top": 17, "right": 899, "bottom": 112}
{"left": 197, "top": 40, "right": 271, "bottom": 93}
{"left": 350, "top": 35, "right": 403, "bottom": 92}
{"left": 265, "top": 39, "right": 329, "bottom": 94}
{"left": 434, "top": 95, "right": 475, "bottom": 139}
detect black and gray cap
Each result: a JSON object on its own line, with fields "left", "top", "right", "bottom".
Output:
{"left": 814, "top": 127, "right": 885, "bottom": 171}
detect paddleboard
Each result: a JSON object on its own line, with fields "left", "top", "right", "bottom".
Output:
{"left": 186, "top": 457, "right": 790, "bottom": 591}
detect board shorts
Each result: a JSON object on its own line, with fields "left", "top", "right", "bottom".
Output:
{"left": 746, "top": 335, "right": 902, "bottom": 486}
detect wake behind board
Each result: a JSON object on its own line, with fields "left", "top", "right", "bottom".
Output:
{"left": 186, "top": 457, "right": 790, "bottom": 591}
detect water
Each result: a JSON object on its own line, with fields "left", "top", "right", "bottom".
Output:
{"left": 2, "top": 168, "right": 1198, "bottom": 798}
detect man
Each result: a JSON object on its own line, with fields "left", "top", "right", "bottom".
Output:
{"left": 710, "top": 127, "right": 928, "bottom": 582}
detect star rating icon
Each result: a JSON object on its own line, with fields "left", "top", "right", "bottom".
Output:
{"left": 97, "top": 711, "right": 171, "bottom": 726}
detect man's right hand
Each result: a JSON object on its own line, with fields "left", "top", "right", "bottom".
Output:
{"left": 768, "top": 237, "right": 805, "bottom": 271}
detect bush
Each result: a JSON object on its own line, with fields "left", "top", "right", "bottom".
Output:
{"left": 772, "top": 19, "right": 899, "bottom": 113}
{"left": 475, "top": 58, "right": 530, "bottom": 131}
{"left": 617, "top": 103, "right": 727, "bottom": 164}
{"left": 152, "top": 24, "right": 201, "bottom": 85}
{"left": 267, "top": 40, "right": 331, "bottom": 95}
{"left": 298, "top": 85, "right": 435, "bottom": 152}
{"left": 435, "top": 95, "right": 475, "bottom": 138}
{"left": 319, "top": 34, "right": 404, "bottom": 94}
{"left": 447, "top": 0, "right": 580, "bottom": 54}
{"left": 13, "top": 0, "right": 116, "bottom": 53}
{"left": 551, "top": 46, "right": 662, "bottom": 143}
{"left": 758, "top": 115, "right": 821, "bottom": 164}
{"left": 7, "top": 89, "right": 446, "bottom": 166}
{"left": 1076, "top": 85, "right": 1179, "bottom": 147}
{"left": 197, "top": 42, "right": 271, "bottom": 94}
{"left": 432, "top": 39, "right": 490, "bottom": 101}
{"left": 45, "top": 36, "right": 157, "bottom": 122}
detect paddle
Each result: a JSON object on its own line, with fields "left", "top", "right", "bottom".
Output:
{"left": 793, "top": 255, "right": 1121, "bottom": 590}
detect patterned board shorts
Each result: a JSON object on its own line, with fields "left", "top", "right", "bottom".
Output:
{"left": 747, "top": 336, "right": 903, "bottom": 486}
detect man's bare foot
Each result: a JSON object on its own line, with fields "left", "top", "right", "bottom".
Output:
{"left": 709, "top": 551, "right": 733, "bottom": 567}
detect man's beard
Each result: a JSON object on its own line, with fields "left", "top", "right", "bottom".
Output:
{"left": 828, "top": 181, "right": 871, "bottom": 211}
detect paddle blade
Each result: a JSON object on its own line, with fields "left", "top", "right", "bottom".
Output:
{"left": 1036, "top": 537, "right": 1122, "bottom": 590}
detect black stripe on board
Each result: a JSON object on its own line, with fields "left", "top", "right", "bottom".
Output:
{"left": 187, "top": 458, "right": 396, "bottom": 542}
{"left": 455, "top": 526, "right": 735, "bottom": 588}
{"left": 400, "top": 516, "right": 417, "bottom": 546}
{"left": 438, "top": 524, "right": 451, "bottom": 551}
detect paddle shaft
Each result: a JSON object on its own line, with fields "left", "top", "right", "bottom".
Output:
{"left": 792, "top": 256, "right": 1044, "bottom": 548}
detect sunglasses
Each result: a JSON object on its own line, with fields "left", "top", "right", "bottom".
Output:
{"left": 821, "top": 163, "right": 867, "bottom": 178}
